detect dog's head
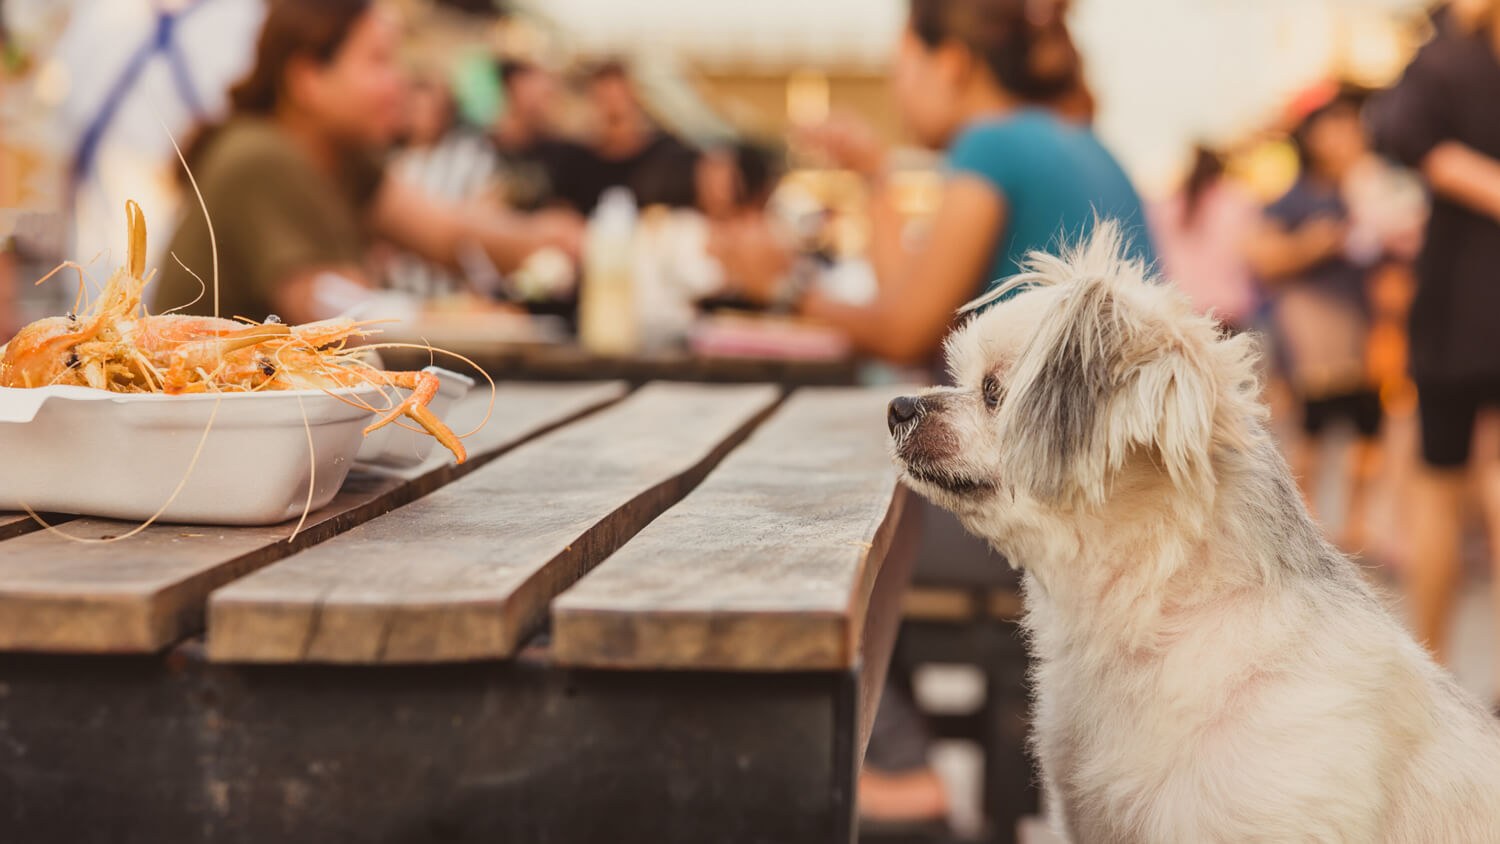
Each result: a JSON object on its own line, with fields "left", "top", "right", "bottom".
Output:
{"left": 889, "top": 224, "right": 1264, "bottom": 545}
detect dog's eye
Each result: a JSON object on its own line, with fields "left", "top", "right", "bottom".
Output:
{"left": 982, "top": 374, "right": 1003, "bottom": 409}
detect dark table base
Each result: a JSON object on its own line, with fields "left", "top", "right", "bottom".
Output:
{"left": 2, "top": 647, "right": 858, "bottom": 844}
{"left": 0, "top": 496, "right": 920, "bottom": 844}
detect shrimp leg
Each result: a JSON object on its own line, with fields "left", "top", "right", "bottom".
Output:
{"left": 362, "top": 371, "right": 466, "bottom": 463}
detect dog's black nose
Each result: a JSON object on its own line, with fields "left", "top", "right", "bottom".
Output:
{"left": 888, "top": 395, "right": 921, "bottom": 432}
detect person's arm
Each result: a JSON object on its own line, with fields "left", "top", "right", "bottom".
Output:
{"left": 1243, "top": 216, "right": 1346, "bottom": 285}
{"left": 803, "top": 176, "right": 1002, "bottom": 365}
{"left": 796, "top": 118, "right": 906, "bottom": 283}
{"left": 713, "top": 176, "right": 1002, "bottom": 366}
{"left": 369, "top": 178, "right": 583, "bottom": 274}
{"left": 863, "top": 174, "right": 908, "bottom": 290}
{"left": 270, "top": 266, "right": 377, "bottom": 325}
{"left": 1421, "top": 141, "right": 1500, "bottom": 222}
{"left": 0, "top": 243, "right": 16, "bottom": 339}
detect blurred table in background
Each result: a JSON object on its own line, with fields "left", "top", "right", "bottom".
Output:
{"left": 380, "top": 310, "right": 861, "bottom": 388}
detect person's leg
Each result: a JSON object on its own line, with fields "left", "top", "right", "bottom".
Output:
{"left": 859, "top": 497, "right": 953, "bottom": 827}
{"left": 861, "top": 677, "right": 949, "bottom": 823}
{"left": 1471, "top": 410, "right": 1500, "bottom": 704}
{"left": 1407, "top": 468, "right": 1466, "bottom": 661}
{"left": 1295, "top": 398, "right": 1325, "bottom": 520}
{"left": 1405, "top": 383, "right": 1477, "bottom": 663}
{"left": 1340, "top": 392, "right": 1385, "bottom": 553}
{"left": 1342, "top": 437, "right": 1380, "bottom": 553}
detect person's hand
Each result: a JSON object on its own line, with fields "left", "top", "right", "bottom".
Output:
{"left": 708, "top": 215, "right": 796, "bottom": 306}
{"left": 796, "top": 115, "right": 888, "bottom": 179}
{"left": 1298, "top": 217, "right": 1349, "bottom": 263}
{"left": 530, "top": 208, "right": 585, "bottom": 258}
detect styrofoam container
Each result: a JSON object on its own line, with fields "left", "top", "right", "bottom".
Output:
{"left": 354, "top": 366, "right": 473, "bottom": 469}
{"left": 0, "top": 384, "right": 383, "bottom": 525}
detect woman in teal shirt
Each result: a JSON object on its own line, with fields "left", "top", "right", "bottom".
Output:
{"left": 731, "top": 0, "right": 1154, "bottom": 365}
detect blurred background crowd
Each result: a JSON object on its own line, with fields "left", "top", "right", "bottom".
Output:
{"left": 4, "top": 0, "right": 1500, "bottom": 838}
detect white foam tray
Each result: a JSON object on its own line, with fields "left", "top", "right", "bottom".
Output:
{"left": 0, "top": 367, "right": 472, "bottom": 526}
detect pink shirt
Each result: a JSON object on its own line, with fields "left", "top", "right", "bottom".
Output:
{"left": 1149, "top": 184, "right": 1259, "bottom": 326}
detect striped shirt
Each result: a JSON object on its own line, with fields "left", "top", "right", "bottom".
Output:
{"left": 385, "top": 130, "right": 499, "bottom": 298}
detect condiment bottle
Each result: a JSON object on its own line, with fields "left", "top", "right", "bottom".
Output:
{"left": 578, "top": 187, "right": 639, "bottom": 355}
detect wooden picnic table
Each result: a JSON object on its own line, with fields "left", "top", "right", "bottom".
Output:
{"left": 0, "top": 381, "right": 917, "bottom": 844}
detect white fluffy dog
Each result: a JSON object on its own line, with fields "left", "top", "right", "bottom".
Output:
{"left": 887, "top": 225, "right": 1500, "bottom": 843}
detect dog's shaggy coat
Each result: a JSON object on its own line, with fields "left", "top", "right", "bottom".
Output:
{"left": 888, "top": 225, "right": 1500, "bottom": 843}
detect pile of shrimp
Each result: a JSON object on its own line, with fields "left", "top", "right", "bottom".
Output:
{"left": 0, "top": 201, "right": 475, "bottom": 463}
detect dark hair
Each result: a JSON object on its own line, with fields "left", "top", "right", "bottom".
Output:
{"left": 909, "top": 0, "right": 1081, "bottom": 102}
{"left": 1181, "top": 145, "right": 1224, "bottom": 228}
{"left": 182, "top": 0, "right": 370, "bottom": 175}
{"left": 1288, "top": 85, "right": 1368, "bottom": 173}
{"left": 497, "top": 59, "right": 538, "bottom": 90}
{"left": 731, "top": 140, "right": 785, "bottom": 207}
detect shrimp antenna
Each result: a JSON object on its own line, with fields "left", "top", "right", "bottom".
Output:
{"left": 162, "top": 121, "right": 218, "bottom": 318}
{"left": 160, "top": 252, "right": 208, "bottom": 315}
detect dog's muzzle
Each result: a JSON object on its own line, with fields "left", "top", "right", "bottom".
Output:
{"left": 887, "top": 395, "right": 923, "bottom": 434}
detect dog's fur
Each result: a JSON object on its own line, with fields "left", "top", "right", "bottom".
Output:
{"left": 889, "top": 225, "right": 1500, "bottom": 843}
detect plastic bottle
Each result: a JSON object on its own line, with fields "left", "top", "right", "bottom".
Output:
{"left": 578, "top": 187, "right": 639, "bottom": 355}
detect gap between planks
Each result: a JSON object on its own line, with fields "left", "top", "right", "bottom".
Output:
{"left": 550, "top": 387, "right": 910, "bottom": 672}
{"left": 205, "top": 383, "right": 786, "bottom": 664}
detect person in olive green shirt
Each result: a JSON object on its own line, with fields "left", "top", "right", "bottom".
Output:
{"left": 155, "top": 0, "right": 580, "bottom": 324}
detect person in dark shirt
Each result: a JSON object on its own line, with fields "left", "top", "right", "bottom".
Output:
{"left": 1370, "top": 0, "right": 1500, "bottom": 702}
{"left": 1246, "top": 90, "right": 1383, "bottom": 550}
{"left": 548, "top": 60, "right": 699, "bottom": 215}
{"left": 490, "top": 60, "right": 574, "bottom": 212}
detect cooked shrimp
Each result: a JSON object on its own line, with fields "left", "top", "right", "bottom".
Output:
{"left": 0, "top": 201, "right": 468, "bottom": 463}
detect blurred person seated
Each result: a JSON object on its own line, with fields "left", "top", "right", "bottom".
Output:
{"left": 153, "top": 0, "right": 582, "bottom": 325}
{"left": 548, "top": 60, "right": 700, "bottom": 216}
{"left": 1149, "top": 145, "right": 1260, "bottom": 331}
{"left": 695, "top": 141, "right": 781, "bottom": 222}
{"left": 1370, "top": 0, "right": 1500, "bottom": 709}
{"left": 1244, "top": 88, "right": 1391, "bottom": 551}
{"left": 490, "top": 59, "right": 573, "bottom": 212}
{"left": 696, "top": 141, "right": 794, "bottom": 309}
{"left": 386, "top": 74, "right": 504, "bottom": 299}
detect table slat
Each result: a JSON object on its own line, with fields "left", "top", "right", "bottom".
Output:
{"left": 206, "top": 382, "right": 780, "bottom": 663}
{"left": 551, "top": 387, "right": 905, "bottom": 671}
{"left": 0, "top": 382, "right": 626, "bottom": 653}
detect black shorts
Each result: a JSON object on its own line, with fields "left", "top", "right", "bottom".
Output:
{"left": 1417, "top": 379, "right": 1500, "bottom": 468}
{"left": 1301, "top": 389, "right": 1383, "bottom": 439}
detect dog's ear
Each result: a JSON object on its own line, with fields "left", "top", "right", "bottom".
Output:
{"left": 999, "top": 277, "right": 1214, "bottom": 506}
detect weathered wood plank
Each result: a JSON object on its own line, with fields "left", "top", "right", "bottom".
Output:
{"left": 551, "top": 387, "right": 906, "bottom": 671}
{"left": 206, "top": 383, "right": 781, "bottom": 664}
{"left": 0, "top": 383, "right": 627, "bottom": 653}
